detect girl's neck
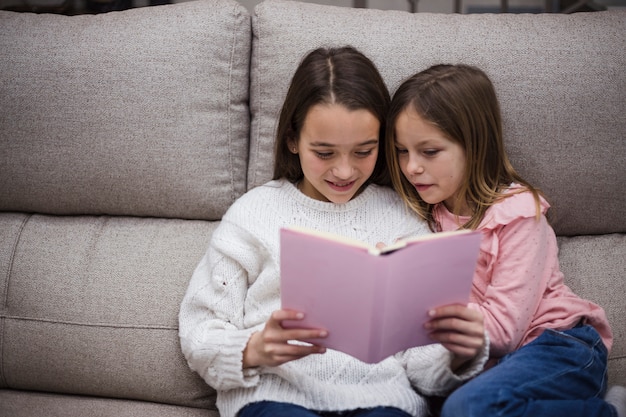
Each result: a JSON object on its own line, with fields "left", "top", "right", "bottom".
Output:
{"left": 442, "top": 199, "right": 474, "bottom": 217}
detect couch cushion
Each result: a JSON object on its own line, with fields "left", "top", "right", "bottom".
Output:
{"left": 0, "top": 389, "right": 219, "bottom": 417}
{"left": 558, "top": 234, "right": 626, "bottom": 387}
{"left": 0, "top": 0, "right": 250, "bottom": 221}
{"left": 0, "top": 213, "right": 217, "bottom": 409}
{"left": 249, "top": 0, "right": 626, "bottom": 236}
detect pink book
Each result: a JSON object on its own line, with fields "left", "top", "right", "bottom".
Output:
{"left": 280, "top": 226, "right": 482, "bottom": 363}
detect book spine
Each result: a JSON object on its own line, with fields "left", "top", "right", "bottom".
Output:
{"left": 368, "top": 257, "right": 390, "bottom": 363}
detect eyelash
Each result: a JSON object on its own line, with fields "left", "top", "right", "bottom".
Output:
{"left": 315, "top": 152, "right": 333, "bottom": 159}
{"left": 314, "top": 150, "right": 374, "bottom": 159}
{"left": 395, "top": 148, "right": 440, "bottom": 157}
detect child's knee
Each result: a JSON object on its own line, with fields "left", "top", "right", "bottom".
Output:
{"left": 440, "top": 385, "right": 478, "bottom": 417}
{"left": 441, "top": 383, "right": 505, "bottom": 417}
{"left": 442, "top": 382, "right": 535, "bottom": 417}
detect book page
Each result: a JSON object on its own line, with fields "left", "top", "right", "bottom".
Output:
{"left": 280, "top": 229, "right": 379, "bottom": 360}
{"left": 285, "top": 225, "right": 473, "bottom": 256}
{"left": 377, "top": 228, "right": 474, "bottom": 254}
{"left": 284, "top": 225, "right": 374, "bottom": 251}
{"left": 374, "top": 232, "right": 481, "bottom": 360}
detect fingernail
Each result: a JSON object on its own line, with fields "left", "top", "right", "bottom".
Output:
{"left": 296, "top": 312, "right": 304, "bottom": 319}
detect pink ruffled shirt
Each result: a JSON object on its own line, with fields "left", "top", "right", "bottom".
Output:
{"left": 435, "top": 185, "right": 613, "bottom": 358}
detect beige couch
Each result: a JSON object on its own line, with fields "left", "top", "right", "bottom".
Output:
{"left": 0, "top": 0, "right": 624, "bottom": 415}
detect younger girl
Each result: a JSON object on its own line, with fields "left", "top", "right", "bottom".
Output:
{"left": 178, "top": 48, "right": 488, "bottom": 417}
{"left": 386, "top": 63, "right": 624, "bottom": 417}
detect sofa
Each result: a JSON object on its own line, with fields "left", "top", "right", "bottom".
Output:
{"left": 0, "top": 0, "right": 624, "bottom": 415}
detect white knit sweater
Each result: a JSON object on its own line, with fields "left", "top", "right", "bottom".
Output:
{"left": 179, "top": 179, "right": 488, "bottom": 417}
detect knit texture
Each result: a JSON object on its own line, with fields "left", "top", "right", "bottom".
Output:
{"left": 179, "top": 180, "right": 488, "bottom": 417}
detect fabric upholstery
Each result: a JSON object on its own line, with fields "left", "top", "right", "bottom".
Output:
{"left": 249, "top": 1, "right": 626, "bottom": 236}
{"left": 0, "top": 0, "right": 624, "bottom": 414}
{"left": 0, "top": 214, "right": 218, "bottom": 408}
{"left": 0, "top": 389, "right": 219, "bottom": 417}
{"left": 0, "top": 0, "right": 250, "bottom": 221}
{"left": 558, "top": 234, "right": 626, "bottom": 386}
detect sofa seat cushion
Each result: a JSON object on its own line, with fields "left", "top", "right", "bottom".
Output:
{"left": 0, "top": 213, "right": 217, "bottom": 409}
{"left": 0, "top": 389, "right": 219, "bottom": 417}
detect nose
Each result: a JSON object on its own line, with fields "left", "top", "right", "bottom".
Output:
{"left": 332, "top": 155, "right": 355, "bottom": 179}
{"left": 406, "top": 154, "right": 424, "bottom": 176}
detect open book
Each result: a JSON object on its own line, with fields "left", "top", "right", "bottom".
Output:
{"left": 280, "top": 226, "right": 482, "bottom": 363}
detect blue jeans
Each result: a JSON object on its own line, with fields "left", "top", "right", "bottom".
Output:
{"left": 238, "top": 401, "right": 412, "bottom": 417}
{"left": 441, "top": 324, "right": 616, "bottom": 417}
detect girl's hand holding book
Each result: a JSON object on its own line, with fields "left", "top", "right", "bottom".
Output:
{"left": 243, "top": 309, "right": 327, "bottom": 369}
{"left": 425, "top": 304, "right": 485, "bottom": 371}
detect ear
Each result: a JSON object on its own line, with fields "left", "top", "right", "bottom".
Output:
{"left": 287, "top": 139, "right": 298, "bottom": 154}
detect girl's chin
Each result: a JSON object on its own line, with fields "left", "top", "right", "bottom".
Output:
{"left": 324, "top": 190, "right": 356, "bottom": 203}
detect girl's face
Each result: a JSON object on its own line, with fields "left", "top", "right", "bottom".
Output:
{"left": 394, "top": 107, "right": 469, "bottom": 215}
{"left": 291, "top": 103, "right": 380, "bottom": 204}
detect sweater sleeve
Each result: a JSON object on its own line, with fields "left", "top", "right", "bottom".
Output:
{"left": 400, "top": 332, "right": 489, "bottom": 396}
{"left": 470, "top": 214, "right": 555, "bottom": 357}
{"left": 178, "top": 216, "right": 269, "bottom": 391}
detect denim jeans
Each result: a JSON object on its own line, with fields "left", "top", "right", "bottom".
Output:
{"left": 441, "top": 324, "right": 616, "bottom": 417}
{"left": 238, "top": 401, "right": 412, "bottom": 417}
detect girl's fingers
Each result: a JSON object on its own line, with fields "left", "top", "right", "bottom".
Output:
{"left": 426, "top": 316, "right": 483, "bottom": 336}
{"left": 265, "top": 309, "right": 328, "bottom": 341}
{"left": 426, "top": 304, "right": 484, "bottom": 332}
{"left": 269, "top": 308, "right": 305, "bottom": 323}
{"left": 247, "top": 309, "right": 328, "bottom": 368}
{"left": 428, "top": 329, "right": 484, "bottom": 348}
{"left": 429, "top": 330, "right": 484, "bottom": 359}
{"left": 428, "top": 304, "right": 483, "bottom": 322}
{"left": 424, "top": 304, "right": 485, "bottom": 360}
{"left": 263, "top": 327, "right": 328, "bottom": 344}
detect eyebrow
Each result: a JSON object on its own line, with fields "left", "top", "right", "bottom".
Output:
{"left": 309, "top": 139, "right": 379, "bottom": 147}
{"left": 395, "top": 137, "right": 441, "bottom": 146}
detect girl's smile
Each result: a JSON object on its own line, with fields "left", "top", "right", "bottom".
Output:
{"left": 327, "top": 180, "right": 357, "bottom": 191}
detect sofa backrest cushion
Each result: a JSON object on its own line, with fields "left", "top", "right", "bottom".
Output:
{"left": 248, "top": 0, "right": 626, "bottom": 236}
{"left": 0, "top": 0, "right": 250, "bottom": 221}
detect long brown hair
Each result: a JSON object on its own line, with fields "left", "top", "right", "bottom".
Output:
{"left": 386, "top": 64, "right": 542, "bottom": 230}
{"left": 272, "top": 46, "right": 391, "bottom": 186}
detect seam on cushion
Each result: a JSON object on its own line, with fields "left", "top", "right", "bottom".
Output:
{"left": 226, "top": 3, "right": 250, "bottom": 204}
{"left": 250, "top": 5, "right": 262, "bottom": 190}
{"left": 3, "top": 315, "right": 177, "bottom": 331}
{"left": 0, "top": 213, "right": 31, "bottom": 388}
{"left": 1, "top": 214, "right": 30, "bottom": 312}
{"left": 0, "top": 314, "right": 3, "bottom": 387}
{"left": 227, "top": 3, "right": 237, "bottom": 203}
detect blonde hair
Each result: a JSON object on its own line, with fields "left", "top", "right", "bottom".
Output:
{"left": 386, "top": 64, "right": 542, "bottom": 231}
